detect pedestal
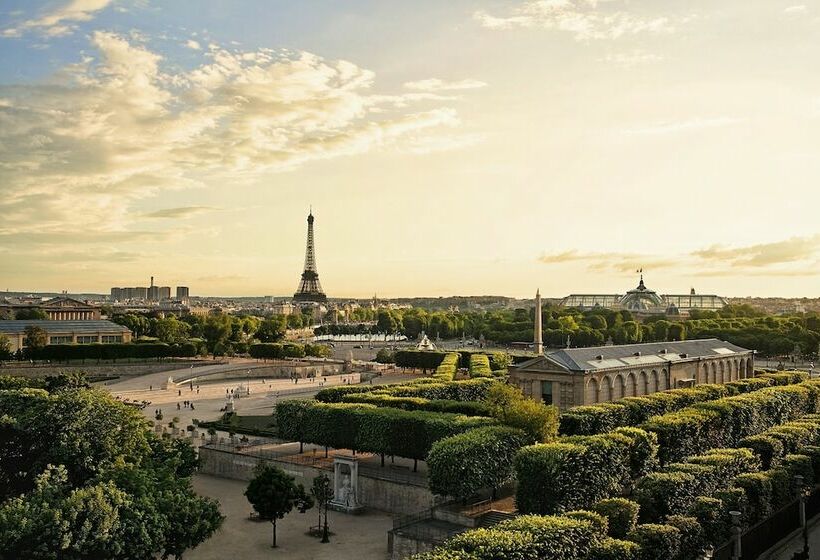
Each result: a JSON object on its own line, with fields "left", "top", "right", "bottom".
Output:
{"left": 329, "top": 455, "right": 365, "bottom": 514}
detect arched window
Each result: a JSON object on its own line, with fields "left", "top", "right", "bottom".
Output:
{"left": 637, "top": 371, "right": 648, "bottom": 396}
{"left": 586, "top": 377, "right": 600, "bottom": 404}
{"left": 600, "top": 377, "right": 612, "bottom": 402}
{"left": 613, "top": 374, "right": 625, "bottom": 400}
{"left": 649, "top": 370, "right": 659, "bottom": 394}
{"left": 625, "top": 372, "right": 637, "bottom": 397}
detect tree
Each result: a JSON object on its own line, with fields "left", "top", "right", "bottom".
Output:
{"left": 256, "top": 316, "right": 287, "bottom": 342}
{"left": 485, "top": 383, "right": 559, "bottom": 443}
{"left": 310, "top": 474, "right": 334, "bottom": 543}
{"left": 375, "top": 348, "right": 395, "bottom": 364}
{"left": 244, "top": 463, "right": 313, "bottom": 548}
{"left": 23, "top": 325, "right": 47, "bottom": 358}
{"left": 0, "top": 334, "right": 12, "bottom": 360}
{"left": 154, "top": 317, "right": 191, "bottom": 345}
{"left": 14, "top": 308, "right": 48, "bottom": 320}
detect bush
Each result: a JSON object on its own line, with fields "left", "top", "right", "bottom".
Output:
{"left": 433, "top": 353, "right": 459, "bottom": 382}
{"left": 564, "top": 510, "right": 609, "bottom": 535}
{"left": 394, "top": 350, "right": 447, "bottom": 371}
{"left": 427, "top": 426, "right": 527, "bottom": 499}
{"left": 443, "top": 528, "right": 539, "bottom": 559}
{"left": 739, "top": 434, "right": 785, "bottom": 469}
{"left": 783, "top": 454, "right": 814, "bottom": 487}
{"left": 341, "top": 393, "right": 491, "bottom": 416}
{"left": 626, "top": 524, "right": 681, "bottom": 560}
{"left": 496, "top": 514, "right": 603, "bottom": 559}
{"left": 665, "top": 515, "right": 706, "bottom": 560}
{"left": 275, "top": 400, "right": 495, "bottom": 460}
{"left": 688, "top": 496, "right": 730, "bottom": 545}
{"left": 731, "top": 472, "right": 773, "bottom": 522}
{"left": 612, "top": 427, "right": 659, "bottom": 479}
{"left": 587, "top": 538, "right": 640, "bottom": 560}
{"left": 468, "top": 354, "right": 493, "bottom": 378}
{"left": 592, "top": 499, "right": 639, "bottom": 539}
{"left": 633, "top": 472, "right": 698, "bottom": 523}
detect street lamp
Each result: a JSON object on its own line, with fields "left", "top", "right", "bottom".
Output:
{"left": 729, "top": 511, "right": 742, "bottom": 560}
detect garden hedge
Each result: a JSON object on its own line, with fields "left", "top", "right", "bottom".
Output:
{"left": 592, "top": 498, "right": 639, "bottom": 539}
{"left": 468, "top": 354, "right": 493, "bottom": 378}
{"left": 394, "top": 350, "right": 447, "bottom": 371}
{"left": 559, "top": 371, "right": 807, "bottom": 437}
{"left": 433, "top": 352, "right": 459, "bottom": 381}
{"left": 626, "top": 524, "right": 681, "bottom": 560}
{"left": 314, "top": 377, "right": 497, "bottom": 404}
{"left": 587, "top": 538, "right": 640, "bottom": 560}
{"left": 275, "top": 400, "right": 495, "bottom": 460}
{"left": 427, "top": 426, "right": 527, "bottom": 499}
{"left": 341, "top": 393, "right": 491, "bottom": 416}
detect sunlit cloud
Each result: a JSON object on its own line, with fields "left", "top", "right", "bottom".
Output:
{"left": 2, "top": 0, "right": 113, "bottom": 38}
{"left": 404, "top": 78, "right": 487, "bottom": 92}
{"left": 475, "top": 0, "right": 675, "bottom": 41}
{"left": 600, "top": 50, "right": 663, "bottom": 67}
{"left": 622, "top": 116, "right": 745, "bottom": 135}
{"left": 141, "top": 206, "right": 217, "bottom": 219}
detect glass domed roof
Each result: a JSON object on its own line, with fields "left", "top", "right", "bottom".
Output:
{"left": 619, "top": 276, "right": 664, "bottom": 311}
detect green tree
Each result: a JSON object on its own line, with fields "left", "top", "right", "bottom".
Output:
{"left": 244, "top": 463, "right": 313, "bottom": 548}
{"left": 0, "top": 334, "right": 12, "bottom": 360}
{"left": 23, "top": 325, "right": 47, "bottom": 358}
{"left": 375, "top": 348, "right": 395, "bottom": 364}
{"left": 14, "top": 308, "right": 48, "bottom": 320}
{"left": 154, "top": 317, "right": 191, "bottom": 344}
{"left": 202, "top": 315, "right": 232, "bottom": 355}
{"left": 485, "top": 384, "right": 559, "bottom": 443}
{"left": 256, "top": 316, "right": 287, "bottom": 342}
{"left": 310, "top": 474, "right": 334, "bottom": 543}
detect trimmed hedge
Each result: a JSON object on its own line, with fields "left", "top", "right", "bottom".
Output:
{"left": 588, "top": 538, "right": 640, "bottom": 560}
{"left": 468, "top": 354, "right": 493, "bottom": 378}
{"left": 341, "top": 393, "right": 491, "bottom": 416}
{"left": 314, "top": 377, "right": 497, "bottom": 404}
{"left": 433, "top": 352, "right": 459, "bottom": 382}
{"left": 641, "top": 380, "right": 820, "bottom": 464}
{"left": 427, "top": 426, "right": 527, "bottom": 499}
{"left": 275, "top": 400, "right": 495, "bottom": 460}
{"left": 33, "top": 342, "right": 197, "bottom": 361}
{"left": 560, "top": 372, "right": 808, "bottom": 437}
{"left": 494, "top": 514, "right": 603, "bottom": 559}
{"left": 394, "top": 350, "right": 447, "bottom": 371}
{"left": 626, "top": 524, "right": 681, "bottom": 560}
{"left": 592, "top": 498, "right": 639, "bottom": 539}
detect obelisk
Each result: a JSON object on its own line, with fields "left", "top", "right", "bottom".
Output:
{"left": 534, "top": 289, "right": 543, "bottom": 355}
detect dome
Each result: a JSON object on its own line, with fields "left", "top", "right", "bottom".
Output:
{"left": 620, "top": 276, "right": 664, "bottom": 311}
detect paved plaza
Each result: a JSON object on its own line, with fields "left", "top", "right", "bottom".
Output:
{"left": 188, "top": 474, "right": 393, "bottom": 560}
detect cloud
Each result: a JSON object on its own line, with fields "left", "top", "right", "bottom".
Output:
{"left": 474, "top": 0, "right": 674, "bottom": 41}
{"left": 538, "top": 235, "right": 820, "bottom": 277}
{"left": 622, "top": 116, "right": 745, "bottom": 135}
{"left": 2, "top": 0, "right": 112, "bottom": 38}
{"left": 0, "top": 32, "right": 477, "bottom": 256}
{"left": 185, "top": 39, "right": 201, "bottom": 50}
{"left": 784, "top": 5, "right": 808, "bottom": 14}
{"left": 403, "top": 78, "right": 487, "bottom": 92}
{"left": 601, "top": 50, "right": 663, "bottom": 67}
{"left": 141, "top": 206, "right": 216, "bottom": 219}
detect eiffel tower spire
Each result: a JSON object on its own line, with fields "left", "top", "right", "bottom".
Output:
{"left": 294, "top": 209, "right": 327, "bottom": 303}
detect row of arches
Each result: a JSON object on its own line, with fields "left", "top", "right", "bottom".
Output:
{"left": 584, "top": 357, "right": 753, "bottom": 404}
{"left": 585, "top": 369, "right": 670, "bottom": 403}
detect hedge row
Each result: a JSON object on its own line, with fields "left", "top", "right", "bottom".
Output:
{"left": 641, "top": 379, "right": 820, "bottom": 464}
{"left": 30, "top": 342, "right": 199, "bottom": 361}
{"left": 275, "top": 400, "right": 495, "bottom": 460}
{"left": 560, "top": 371, "right": 808, "bottom": 437}
{"left": 739, "top": 413, "right": 820, "bottom": 469}
{"left": 426, "top": 426, "right": 527, "bottom": 499}
{"left": 248, "top": 342, "right": 330, "bottom": 359}
{"left": 468, "top": 354, "right": 493, "bottom": 378}
{"left": 340, "top": 393, "right": 491, "bottom": 416}
{"left": 314, "top": 377, "right": 497, "bottom": 404}
{"left": 514, "top": 428, "right": 659, "bottom": 515}
{"left": 433, "top": 353, "right": 459, "bottom": 381}
{"left": 394, "top": 350, "right": 447, "bottom": 371}
{"left": 410, "top": 510, "right": 693, "bottom": 560}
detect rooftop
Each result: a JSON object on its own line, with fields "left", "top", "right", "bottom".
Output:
{"left": 0, "top": 320, "right": 130, "bottom": 334}
{"left": 517, "top": 338, "right": 751, "bottom": 373}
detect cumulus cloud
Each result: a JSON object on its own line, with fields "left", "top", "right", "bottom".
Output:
{"left": 539, "top": 235, "right": 820, "bottom": 277}
{"left": 0, "top": 32, "right": 476, "bottom": 249}
{"left": 185, "top": 39, "right": 201, "bottom": 50}
{"left": 784, "top": 5, "right": 808, "bottom": 14}
{"left": 403, "top": 78, "right": 487, "bottom": 92}
{"left": 475, "top": 0, "right": 674, "bottom": 41}
{"left": 2, "top": 0, "right": 112, "bottom": 37}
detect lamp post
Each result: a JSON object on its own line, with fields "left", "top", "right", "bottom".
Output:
{"left": 729, "top": 510, "right": 742, "bottom": 560}
{"left": 793, "top": 475, "right": 809, "bottom": 560}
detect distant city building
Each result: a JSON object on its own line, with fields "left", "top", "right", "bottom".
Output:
{"left": 271, "top": 301, "right": 295, "bottom": 316}
{"left": 293, "top": 210, "right": 328, "bottom": 303}
{"left": 158, "top": 286, "right": 171, "bottom": 301}
{"left": 176, "top": 286, "right": 190, "bottom": 300}
{"left": 0, "top": 296, "right": 101, "bottom": 321}
{"left": 510, "top": 339, "right": 754, "bottom": 410}
{"left": 0, "top": 320, "right": 132, "bottom": 352}
{"left": 112, "top": 277, "right": 175, "bottom": 302}
{"left": 561, "top": 274, "right": 727, "bottom": 316}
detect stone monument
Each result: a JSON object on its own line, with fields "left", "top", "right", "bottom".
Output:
{"left": 329, "top": 455, "right": 364, "bottom": 514}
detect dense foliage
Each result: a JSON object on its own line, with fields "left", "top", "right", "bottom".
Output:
{"left": 314, "top": 377, "right": 497, "bottom": 404}
{"left": 0, "top": 380, "right": 223, "bottom": 559}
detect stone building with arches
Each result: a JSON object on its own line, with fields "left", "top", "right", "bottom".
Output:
{"left": 509, "top": 339, "right": 754, "bottom": 410}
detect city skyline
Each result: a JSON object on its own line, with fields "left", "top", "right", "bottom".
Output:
{"left": 1, "top": 1, "right": 819, "bottom": 298}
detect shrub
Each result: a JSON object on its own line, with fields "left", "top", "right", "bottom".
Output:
{"left": 565, "top": 510, "right": 609, "bottom": 535}
{"left": 801, "top": 445, "right": 820, "bottom": 479}
{"left": 314, "top": 385, "right": 375, "bottom": 403}
{"left": 633, "top": 472, "right": 698, "bottom": 523}
{"left": 497, "top": 514, "right": 603, "bottom": 559}
{"left": 688, "top": 496, "right": 730, "bottom": 545}
{"left": 394, "top": 350, "right": 447, "bottom": 371}
{"left": 410, "top": 552, "right": 478, "bottom": 560}
{"left": 783, "top": 454, "right": 814, "bottom": 487}
{"left": 587, "top": 538, "right": 640, "bottom": 560}
{"left": 433, "top": 353, "right": 459, "bottom": 382}
{"left": 665, "top": 515, "right": 706, "bottom": 560}
{"left": 427, "top": 426, "right": 527, "bottom": 499}
{"left": 592, "top": 498, "right": 639, "bottom": 539}
{"left": 341, "top": 393, "right": 491, "bottom": 416}
{"left": 731, "top": 472, "right": 773, "bottom": 522}
{"left": 738, "top": 434, "right": 785, "bottom": 469}
{"left": 626, "top": 524, "right": 681, "bottom": 560}
{"left": 443, "top": 528, "right": 539, "bottom": 559}
{"left": 612, "top": 427, "right": 659, "bottom": 479}
{"left": 468, "top": 354, "right": 493, "bottom": 378}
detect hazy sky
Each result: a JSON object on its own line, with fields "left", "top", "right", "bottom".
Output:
{"left": 0, "top": 1, "right": 818, "bottom": 298}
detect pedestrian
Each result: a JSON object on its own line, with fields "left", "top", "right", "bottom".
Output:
{"left": 191, "top": 403, "right": 195, "bottom": 410}
{"left": 149, "top": 384, "right": 152, "bottom": 391}
{"left": 178, "top": 389, "right": 181, "bottom": 396}
{"left": 177, "top": 402, "right": 180, "bottom": 410}
{"left": 197, "top": 388, "right": 200, "bottom": 394}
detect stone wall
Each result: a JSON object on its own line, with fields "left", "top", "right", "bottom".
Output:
{"left": 198, "top": 445, "right": 436, "bottom": 515}
{"left": 0, "top": 361, "right": 213, "bottom": 379}
{"left": 389, "top": 533, "right": 438, "bottom": 560}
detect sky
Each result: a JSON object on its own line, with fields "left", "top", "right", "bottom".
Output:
{"left": 0, "top": 0, "right": 818, "bottom": 299}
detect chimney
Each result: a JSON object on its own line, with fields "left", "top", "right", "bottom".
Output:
{"left": 150, "top": 276, "right": 154, "bottom": 288}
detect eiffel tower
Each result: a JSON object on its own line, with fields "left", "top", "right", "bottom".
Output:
{"left": 293, "top": 209, "right": 328, "bottom": 303}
